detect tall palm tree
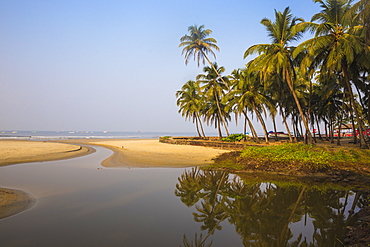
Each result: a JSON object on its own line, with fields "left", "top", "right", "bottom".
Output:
{"left": 226, "top": 69, "right": 260, "bottom": 142}
{"left": 293, "top": 0, "right": 369, "bottom": 148}
{"left": 244, "top": 7, "right": 313, "bottom": 143}
{"left": 179, "top": 25, "right": 219, "bottom": 68}
{"left": 346, "top": 0, "right": 370, "bottom": 49}
{"left": 197, "top": 63, "right": 231, "bottom": 137}
{"left": 179, "top": 25, "right": 230, "bottom": 136}
{"left": 225, "top": 69, "right": 271, "bottom": 143}
{"left": 176, "top": 80, "right": 206, "bottom": 137}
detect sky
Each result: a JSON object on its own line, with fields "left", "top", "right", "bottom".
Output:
{"left": 0, "top": 0, "right": 322, "bottom": 134}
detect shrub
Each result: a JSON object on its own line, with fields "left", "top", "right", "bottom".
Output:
{"left": 222, "top": 133, "right": 247, "bottom": 142}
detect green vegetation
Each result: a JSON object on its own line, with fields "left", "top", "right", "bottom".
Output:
{"left": 177, "top": 0, "right": 370, "bottom": 149}
{"left": 210, "top": 143, "right": 370, "bottom": 174}
{"left": 160, "top": 136, "right": 172, "bottom": 140}
{"left": 221, "top": 133, "right": 247, "bottom": 142}
{"left": 241, "top": 143, "right": 368, "bottom": 166}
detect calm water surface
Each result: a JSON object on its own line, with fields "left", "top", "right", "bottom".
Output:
{"left": 0, "top": 146, "right": 366, "bottom": 246}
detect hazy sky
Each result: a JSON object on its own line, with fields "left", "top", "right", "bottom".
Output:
{"left": 0, "top": 0, "right": 322, "bottom": 133}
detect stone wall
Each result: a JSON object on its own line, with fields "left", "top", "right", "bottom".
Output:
{"left": 159, "top": 136, "right": 246, "bottom": 150}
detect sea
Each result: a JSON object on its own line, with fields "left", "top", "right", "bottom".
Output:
{"left": 0, "top": 130, "right": 199, "bottom": 141}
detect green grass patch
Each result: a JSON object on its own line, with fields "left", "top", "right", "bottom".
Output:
{"left": 240, "top": 143, "right": 370, "bottom": 170}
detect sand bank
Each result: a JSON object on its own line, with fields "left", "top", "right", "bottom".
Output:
{"left": 0, "top": 187, "right": 35, "bottom": 219}
{"left": 64, "top": 139, "right": 230, "bottom": 168}
{"left": 0, "top": 140, "right": 94, "bottom": 167}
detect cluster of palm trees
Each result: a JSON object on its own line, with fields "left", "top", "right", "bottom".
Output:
{"left": 176, "top": 0, "right": 369, "bottom": 148}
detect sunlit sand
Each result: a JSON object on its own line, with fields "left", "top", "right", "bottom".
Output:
{"left": 64, "top": 139, "right": 230, "bottom": 168}
{"left": 0, "top": 140, "right": 93, "bottom": 166}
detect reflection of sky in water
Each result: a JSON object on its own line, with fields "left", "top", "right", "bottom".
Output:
{"left": 0, "top": 146, "right": 241, "bottom": 246}
{"left": 0, "top": 146, "right": 364, "bottom": 247}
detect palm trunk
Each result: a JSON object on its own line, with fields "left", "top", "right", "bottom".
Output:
{"left": 194, "top": 114, "right": 202, "bottom": 137}
{"left": 349, "top": 105, "right": 358, "bottom": 144}
{"left": 243, "top": 114, "right": 247, "bottom": 140}
{"left": 316, "top": 115, "right": 323, "bottom": 140}
{"left": 342, "top": 66, "right": 368, "bottom": 148}
{"left": 216, "top": 117, "right": 222, "bottom": 139}
{"left": 272, "top": 117, "right": 279, "bottom": 141}
{"left": 202, "top": 52, "right": 230, "bottom": 137}
{"left": 253, "top": 104, "right": 269, "bottom": 143}
{"left": 337, "top": 89, "right": 346, "bottom": 146}
{"left": 279, "top": 102, "right": 293, "bottom": 142}
{"left": 196, "top": 113, "right": 206, "bottom": 138}
{"left": 329, "top": 118, "right": 334, "bottom": 144}
{"left": 285, "top": 69, "right": 313, "bottom": 143}
{"left": 243, "top": 111, "right": 259, "bottom": 143}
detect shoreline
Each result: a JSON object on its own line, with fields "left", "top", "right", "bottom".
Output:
{"left": 0, "top": 139, "right": 95, "bottom": 167}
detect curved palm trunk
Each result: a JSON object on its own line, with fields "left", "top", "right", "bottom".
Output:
{"left": 216, "top": 117, "right": 222, "bottom": 139}
{"left": 272, "top": 117, "right": 279, "bottom": 141}
{"left": 196, "top": 113, "right": 206, "bottom": 138}
{"left": 194, "top": 113, "right": 202, "bottom": 137}
{"left": 202, "top": 52, "right": 230, "bottom": 137}
{"left": 278, "top": 102, "right": 293, "bottom": 142}
{"left": 342, "top": 66, "right": 369, "bottom": 148}
{"left": 214, "top": 94, "right": 229, "bottom": 137}
{"left": 278, "top": 187, "right": 306, "bottom": 246}
{"left": 243, "top": 111, "right": 259, "bottom": 143}
{"left": 285, "top": 69, "right": 313, "bottom": 144}
{"left": 252, "top": 104, "right": 269, "bottom": 143}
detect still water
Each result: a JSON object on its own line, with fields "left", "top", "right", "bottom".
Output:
{"left": 0, "top": 146, "right": 366, "bottom": 246}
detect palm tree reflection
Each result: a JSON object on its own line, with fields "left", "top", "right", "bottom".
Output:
{"left": 175, "top": 168, "right": 365, "bottom": 246}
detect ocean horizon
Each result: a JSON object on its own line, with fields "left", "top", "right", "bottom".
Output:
{"left": 0, "top": 130, "right": 200, "bottom": 140}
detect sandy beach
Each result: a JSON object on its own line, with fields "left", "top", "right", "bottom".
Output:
{"left": 0, "top": 140, "right": 94, "bottom": 167}
{"left": 63, "top": 139, "right": 230, "bottom": 168}
{"left": 0, "top": 139, "right": 229, "bottom": 215}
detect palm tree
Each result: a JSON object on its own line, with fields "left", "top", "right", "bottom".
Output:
{"left": 226, "top": 69, "right": 260, "bottom": 142}
{"left": 197, "top": 63, "right": 231, "bottom": 137}
{"left": 176, "top": 80, "right": 206, "bottom": 137}
{"left": 346, "top": 0, "right": 370, "bottom": 49}
{"left": 225, "top": 69, "right": 271, "bottom": 143}
{"left": 293, "top": 0, "right": 369, "bottom": 148}
{"left": 179, "top": 25, "right": 230, "bottom": 136}
{"left": 244, "top": 7, "right": 313, "bottom": 143}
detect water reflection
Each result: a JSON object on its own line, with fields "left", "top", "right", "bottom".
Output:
{"left": 175, "top": 168, "right": 366, "bottom": 246}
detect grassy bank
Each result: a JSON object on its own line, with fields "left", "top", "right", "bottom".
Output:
{"left": 209, "top": 143, "right": 370, "bottom": 177}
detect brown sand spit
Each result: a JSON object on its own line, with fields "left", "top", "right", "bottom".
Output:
{"left": 0, "top": 140, "right": 94, "bottom": 166}
{"left": 63, "top": 139, "right": 230, "bottom": 167}
{"left": 0, "top": 188, "right": 35, "bottom": 219}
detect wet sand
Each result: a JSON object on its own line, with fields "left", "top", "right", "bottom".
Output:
{"left": 0, "top": 140, "right": 94, "bottom": 167}
{"left": 64, "top": 139, "right": 230, "bottom": 168}
{"left": 0, "top": 188, "right": 35, "bottom": 219}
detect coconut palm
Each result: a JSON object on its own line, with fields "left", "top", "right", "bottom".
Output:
{"left": 225, "top": 69, "right": 272, "bottom": 143}
{"left": 244, "top": 7, "right": 313, "bottom": 143}
{"left": 179, "top": 25, "right": 230, "bottom": 136}
{"left": 346, "top": 0, "right": 370, "bottom": 48}
{"left": 197, "top": 63, "right": 231, "bottom": 137}
{"left": 226, "top": 69, "right": 260, "bottom": 142}
{"left": 293, "top": 0, "right": 369, "bottom": 148}
{"left": 176, "top": 80, "right": 206, "bottom": 137}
